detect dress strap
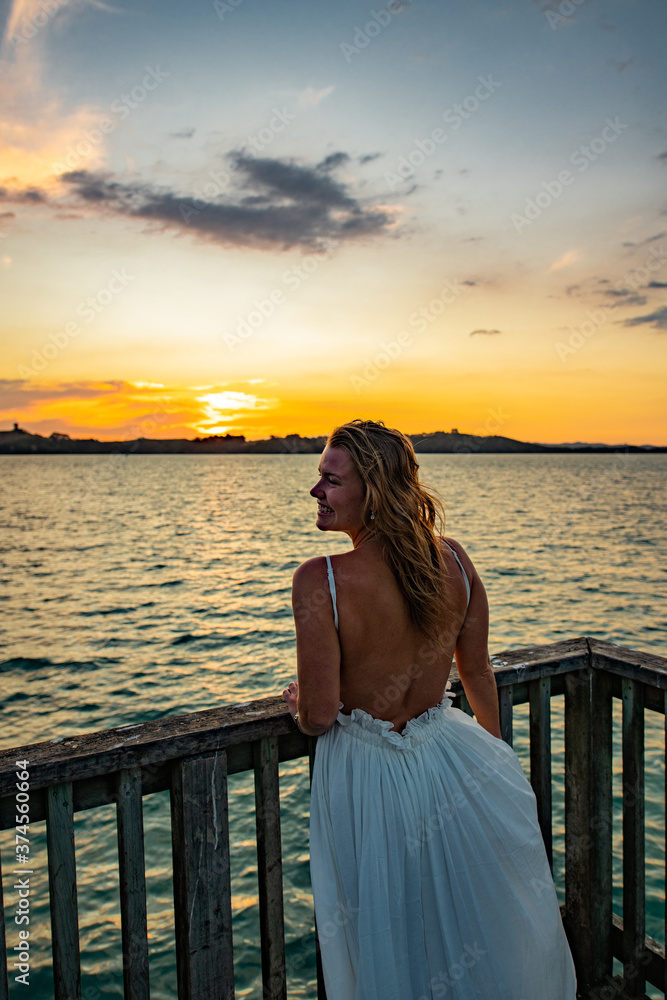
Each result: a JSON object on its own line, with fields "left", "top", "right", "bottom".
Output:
{"left": 325, "top": 555, "right": 339, "bottom": 631}
{"left": 442, "top": 540, "right": 471, "bottom": 607}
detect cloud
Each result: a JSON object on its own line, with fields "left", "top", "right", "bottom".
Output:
{"left": 469, "top": 328, "right": 502, "bottom": 336}
{"left": 3, "top": 0, "right": 124, "bottom": 57}
{"left": 317, "top": 152, "right": 350, "bottom": 172}
{"left": 297, "top": 86, "right": 334, "bottom": 107}
{"left": 550, "top": 249, "right": 579, "bottom": 271}
{"left": 648, "top": 280, "right": 667, "bottom": 288}
{"left": 170, "top": 127, "right": 196, "bottom": 140}
{"left": 621, "top": 231, "right": 666, "bottom": 248}
{"left": 602, "top": 289, "right": 647, "bottom": 306}
{"left": 622, "top": 307, "right": 667, "bottom": 330}
{"left": 0, "top": 379, "right": 280, "bottom": 439}
{"left": 359, "top": 153, "right": 382, "bottom": 165}
{"left": 0, "top": 379, "right": 126, "bottom": 409}
{"left": 0, "top": 15, "right": 111, "bottom": 192}
{"left": 8, "top": 152, "right": 395, "bottom": 251}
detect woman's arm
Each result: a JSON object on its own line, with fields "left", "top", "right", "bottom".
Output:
{"left": 448, "top": 544, "right": 502, "bottom": 740}
{"left": 285, "top": 557, "right": 341, "bottom": 736}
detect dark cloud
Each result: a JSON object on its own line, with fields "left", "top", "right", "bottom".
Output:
{"left": 622, "top": 307, "right": 667, "bottom": 330}
{"left": 170, "top": 128, "right": 196, "bottom": 139}
{"left": 621, "top": 295, "right": 647, "bottom": 306}
{"left": 469, "top": 328, "right": 501, "bottom": 336}
{"left": 0, "top": 187, "right": 46, "bottom": 204}
{"left": 0, "top": 380, "right": 125, "bottom": 409}
{"left": 317, "top": 152, "right": 350, "bottom": 172}
{"left": 621, "top": 231, "right": 666, "bottom": 248}
{"left": 648, "top": 280, "right": 667, "bottom": 288}
{"left": 359, "top": 153, "right": 382, "bottom": 165}
{"left": 52, "top": 154, "right": 393, "bottom": 251}
{"left": 657, "top": 151, "right": 667, "bottom": 162}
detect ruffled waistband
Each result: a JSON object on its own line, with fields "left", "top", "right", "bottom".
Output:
{"left": 335, "top": 684, "right": 454, "bottom": 751}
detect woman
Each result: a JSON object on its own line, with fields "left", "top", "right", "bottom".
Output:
{"left": 282, "top": 419, "right": 577, "bottom": 1000}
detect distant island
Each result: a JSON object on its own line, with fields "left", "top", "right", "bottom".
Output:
{"left": 1, "top": 423, "right": 665, "bottom": 454}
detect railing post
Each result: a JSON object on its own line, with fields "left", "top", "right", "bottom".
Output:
{"left": 46, "top": 782, "right": 82, "bottom": 1000}
{"left": 498, "top": 685, "right": 513, "bottom": 747}
{"left": 564, "top": 665, "right": 613, "bottom": 991}
{"left": 253, "top": 737, "right": 287, "bottom": 1000}
{"left": 622, "top": 677, "right": 646, "bottom": 995}
{"left": 116, "top": 766, "right": 150, "bottom": 1000}
{"left": 590, "top": 666, "right": 613, "bottom": 981}
{"left": 529, "top": 675, "right": 552, "bottom": 866}
{"left": 171, "top": 751, "right": 234, "bottom": 1000}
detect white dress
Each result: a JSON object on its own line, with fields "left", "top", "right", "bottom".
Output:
{"left": 308, "top": 549, "right": 577, "bottom": 1000}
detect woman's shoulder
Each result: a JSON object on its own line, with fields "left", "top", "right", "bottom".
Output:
{"left": 439, "top": 535, "right": 477, "bottom": 578}
{"left": 292, "top": 555, "right": 328, "bottom": 587}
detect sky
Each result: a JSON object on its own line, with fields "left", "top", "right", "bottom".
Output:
{"left": 0, "top": 0, "right": 665, "bottom": 444}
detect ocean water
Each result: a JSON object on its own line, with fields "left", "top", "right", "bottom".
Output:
{"left": 0, "top": 452, "right": 665, "bottom": 998}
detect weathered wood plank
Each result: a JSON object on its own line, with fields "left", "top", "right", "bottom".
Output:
{"left": 46, "top": 782, "right": 81, "bottom": 1000}
{"left": 611, "top": 912, "right": 664, "bottom": 996}
{"left": 0, "top": 637, "right": 596, "bottom": 798}
{"left": 0, "top": 845, "right": 9, "bottom": 1000}
{"left": 564, "top": 668, "right": 594, "bottom": 990}
{"left": 498, "top": 686, "right": 513, "bottom": 747}
{"left": 253, "top": 737, "right": 287, "bottom": 1000}
{"left": 171, "top": 752, "right": 234, "bottom": 1000}
{"left": 589, "top": 638, "right": 667, "bottom": 687}
{"left": 589, "top": 666, "right": 613, "bottom": 983}
{"left": 622, "top": 678, "right": 646, "bottom": 996}
{"left": 116, "top": 767, "right": 150, "bottom": 1000}
{"left": 529, "top": 675, "right": 552, "bottom": 865}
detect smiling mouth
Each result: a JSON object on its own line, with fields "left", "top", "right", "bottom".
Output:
{"left": 317, "top": 503, "right": 334, "bottom": 515}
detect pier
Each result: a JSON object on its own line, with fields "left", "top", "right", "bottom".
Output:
{"left": 1, "top": 636, "right": 665, "bottom": 999}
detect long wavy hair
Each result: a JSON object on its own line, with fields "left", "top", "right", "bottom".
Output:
{"left": 327, "top": 418, "right": 453, "bottom": 648}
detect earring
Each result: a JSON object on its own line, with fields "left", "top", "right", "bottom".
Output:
{"left": 370, "top": 510, "right": 375, "bottom": 520}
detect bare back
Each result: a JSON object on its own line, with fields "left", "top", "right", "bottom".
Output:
{"left": 330, "top": 536, "right": 480, "bottom": 733}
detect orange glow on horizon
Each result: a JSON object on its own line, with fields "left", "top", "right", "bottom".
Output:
{"left": 1, "top": 376, "right": 665, "bottom": 446}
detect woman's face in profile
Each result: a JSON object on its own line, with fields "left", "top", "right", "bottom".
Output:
{"left": 310, "top": 445, "right": 366, "bottom": 534}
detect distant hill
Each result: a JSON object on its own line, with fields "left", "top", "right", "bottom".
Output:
{"left": 1, "top": 425, "right": 665, "bottom": 454}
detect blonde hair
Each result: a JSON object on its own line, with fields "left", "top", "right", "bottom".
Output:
{"left": 327, "top": 418, "right": 451, "bottom": 648}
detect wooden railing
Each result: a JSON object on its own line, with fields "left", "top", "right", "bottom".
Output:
{"left": 0, "top": 636, "right": 665, "bottom": 999}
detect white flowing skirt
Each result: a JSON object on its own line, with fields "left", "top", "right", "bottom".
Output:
{"left": 309, "top": 690, "right": 577, "bottom": 1000}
